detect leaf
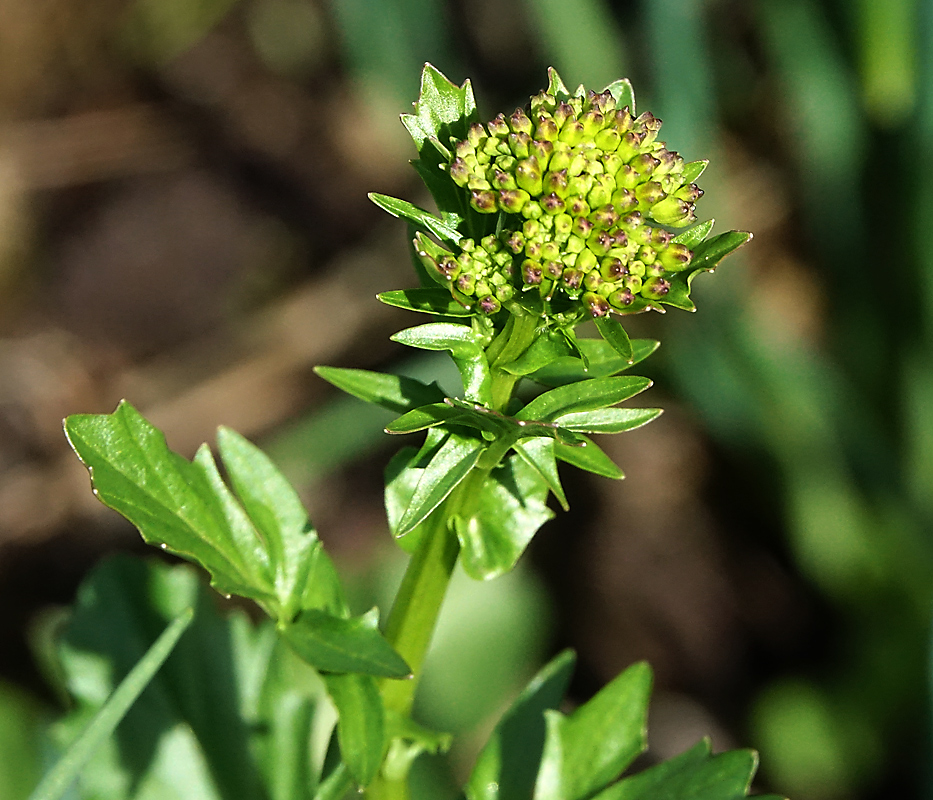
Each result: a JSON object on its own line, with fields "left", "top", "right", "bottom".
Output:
{"left": 401, "top": 63, "right": 477, "bottom": 152}
{"left": 604, "top": 78, "right": 635, "bottom": 112}
{"left": 30, "top": 608, "right": 193, "bottom": 800}
{"left": 502, "top": 330, "right": 576, "bottom": 376}
{"left": 324, "top": 673, "right": 385, "bottom": 787}
{"left": 594, "top": 316, "right": 634, "bottom": 363}
{"left": 454, "top": 454, "right": 554, "bottom": 580}
{"left": 529, "top": 339, "right": 660, "bottom": 387}
{"left": 314, "top": 366, "right": 447, "bottom": 414}
{"left": 554, "top": 437, "right": 624, "bottom": 479}
{"left": 593, "top": 739, "right": 760, "bottom": 800}
{"left": 397, "top": 431, "right": 486, "bottom": 535}
{"left": 65, "top": 402, "right": 275, "bottom": 608}
{"left": 535, "top": 662, "right": 652, "bottom": 800}
{"left": 681, "top": 159, "right": 709, "bottom": 183}
{"left": 386, "top": 403, "right": 464, "bottom": 434}
{"left": 689, "top": 231, "right": 752, "bottom": 271}
{"left": 368, "top": 193, "right": 461, "bottom": 242}
{"left": 554, "top": 407, "right": 663, "bottom": 434}
{"left": 391, "top": 322, "right": 492, "bottom": 403}
{"left": 514, "top": 438, "right": 569, "bottom": 510}
{"left": 547, "top": 67, "right": 572, "bottom": 99}
{"left": 281, "top": 609, "right": 411, "bottom": 678}
{"left": 384, "top": 446, "right": 424, "bottom": 552}
{"left": 517, "top": 376, "right": 653, "bottom": 422}
{"left": 673, "top": 219, "right": 715, "bottom": 248}
{"left": 377, "top": 288, "right": 473, "bottom": 316}
{"left": 466, "top": 650, "right": 577, "bottom": 800}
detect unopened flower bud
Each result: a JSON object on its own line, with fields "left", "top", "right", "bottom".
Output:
{"left": 572, "top": 216, "right": 594, "bottom": 238}
{"left": 509, "top": 132, "right": 532, "bottom": 159}
{"left": 510, "top": 109, "right": 533, "bottom": 136}
{"left": 635, "top": 180, "right": 667, "bottom": 208}
{"left": 553, "top": 102, "right": 575, "bottom": 127}
{"left": 674, "top": 183, "right": 704, "bottom": 202}
{"left": 566, "top": 196, "right": 590, "bottom": 218}
{"left": 467, "top": 123, "right": 486, "bottom": 147}
{"left": 478, "top": 294, "right": 501, "bottom": 314}
{"left": 450, "top": 158, "right": 470, "bottom": 186}
{"left": 516, "top": 159, "right": 543, "bottom": 195}
{"left": 488, "top": 114, "right": 510, "bottom": 137}
{"left": 609, "top": 288, "right": 636, "bottom": 309}
{"left": 576, "top": 248, "right": 598, "bottom": 273}
{"left": 536, "top": 116, "right": 559, "bottom": 142}
{"left": 499, "top": 189, "right": 531, "bottom": 213}
{"left": 591, "top": 204, "right": 619, "bottom": 229}
{"left": 650, "top": 228, "right": 673, "bottom": 247}
{"left": 600, "top": 257, "right": 628, "bottom": 280}
{"left": 650, "top": 197, "right": 695, "bottom": 226}
{"left": 625, "top": 274, "right": 643, "bottom": 292}
{"left": 543, "top": 169, "right": 570, "bottom": 198}
{"left": 635, "top": 111, "right": 662, "bottom": 145}
{"left": 658, "top": 242, "right": 693, "bottom": 272}
{"left": 588, "top": 230, "right": 613, "bottom": 256}
{"left": 580, "top": 110, "right": 604, "bottom": 137}
{"left": 611, "top": 188, "right": 638, "bottom": 213}
{"left": 471, "top": 189, "right": 498, "bottom": 213}
{"left": 584, "top": 292, "right": 610, "bottom": 317}
{"left": 544, "top": 260, "right": 563, "bottom": 279}
{"left": 542, "top": 193, "right": 566, "bottom": 215}
{"left": 617, "top": 131, "right": 643, "bottom": 161}
{"left": 522, "top": 259, "right": 544, "bottom": 285}
{"left": 559, "top": 120, "right": 585, "bottom": 146}
{"left": 642, "top": 276, "right": 670, "bottom": 298}
{"left": 493, "top": 170, "right": 517, "bottom": 191}
{"left": 504, "top": 231, "right": 525, "bottom": 253}
{"left": 630, "top": 152, "right": 660, "bottom": 176}
{"left": 457, "top": 273, "right": 476, "bottom": 293}
{"left": 530, "top": 139, "right": 554, "bottom": 168}
{"left": 594, "top": 128, "right": 621, "bottom": 152}
{"left": 638, "top": 245, "right": 657, "bottom": 265}
{"left": 554, "top": 213, "right": 573, "bottom": 239}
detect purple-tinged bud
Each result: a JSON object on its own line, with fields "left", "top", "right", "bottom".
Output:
{"left": 530, "top": 139, "right": 554, "bottom": 169}
{"left": 584, "top": 292, "right": 610, "bottom": 317}
{"left": 499, "top": 189, "right": 531, "bottom": 214}
{"left": 544, "top": 260, "right": 563, "bottom": 279}
{"left": 594, "top": 128, "right": 621, "bottom": 152}
{"left": 611, "top": 188, "right": 638, "bottom": 213}
{"left": 649, "top": 227, "right": 673, "bottom": 247}
{"left": 530, "top": 91, "right": 556, "bottom": 114}
{"left": 508, "top": 131, "right": 532, "bottom": 159}
{"left": 510, "top": 109, "right": 533, "bottom": 136}
{"left": 478, "top": 294, "right": 501, "bottom": 314}
{"left": 653, "top": 148, "right": 677, "bottom": 176}
{"left": 504, "top": 230, "right": 525, "bottom": 253}
{"left": 638, "top": 245, "right": 657, "bottom": 265}
{"left": 553, "top": 102, "right": 575, "bottom": 127}
{"left": 642, "top": 276, "right": 670, "bottom": 298}
{"left": 515, "top": 159, "right": 543, "bottom": 195}
{"left": 588, "top": 175, "right": 615, "bottom": 209}
{"left": 620, "top": 211, "right": 643, "bottom": 229}
{"left": 674, "top": 183, "right": 704, "bottom": 202}
{"left": 559, "top": 120, "right": 585, "bottom": 145}
{"left": 658, "top": 242, "right": 693, "bottom": 272}
{"left": 455, "top": 140, "right": 476, "bottom": 160}
{"left": 522, "top": 259, "right": 544, "bottom": 285}
{"left": 635, "top": 180, "right": 667, "bottom": 208}
{"left": 630, "top": 152, "right": 660, "bottom": 176}
{"left": 481, "top": 234, "right": 501, "bottom": 253}
{"left": 457, "top": 273, "right": 476, "bottom": 294}
{"left": 542, "top": 192, "right": 566, "bottom": 215}
{"left": 566, "top": 196, "right": 590, "bottom": 218}
{"left": 471, "top": 189, "right": 498, "bottom": 213}
{"left": 467, "top": 123, "right": 486, "bottom": 147}
{"left": 536, "top": 115, "right": 559, "bottom": 142}
{"left": 450, "top": 158, "right": 471, "bottom": 186}
{"left": 525, "top": 239, "right": 542, "bottom": 259}
{"left": 635, "top": 112, "right": 662, "bottom": 145}
{"left": 572, "top": 216, "right": 594, "bottom": 238}
{"left": 591, "top": 91, "right": 616, "bottom": 114}
{"left": 543, "top": 168, "right": 570, "bottom": 198}
{"left": 580, "top": 110, "right": 604, "bottom": 137}
{"left": 493, "top": 170, "right": 517, "bottom": 191}
{"left": 588, "top": 230, "right": 613, "bottom": 256}
{"left": 591, "top": 204, "right": 619, "bottom": 229}
{"left": 609, "top": 288, "right": 635, "bottom": 309}
{"left": 562, "top": 268, "right": 584, "bottom": 292}
{"left": 610, "top": 108, "right": 634, "bottom": 134}
{"left": 436, "top": 255, "right": 460, "bottom": 280}
{"left": 600, "top": 256, "right": 628, "bottom": 280}
{"left": 488, "top": 114, "right": 510, "bottom": 137}
{"left": 616, "top": 165, "right": 640, "bottom": 190}
{"left": 617, "top": 131, "right": 643, "bottom": 161}
{"left": 650, "top": 197, "right": 695, "bottom": 226}
{"left": 609, "top": 229, "right": 630, "bottom": 249}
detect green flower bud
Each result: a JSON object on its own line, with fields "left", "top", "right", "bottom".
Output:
{"left": 559, "top": 120, "right": 586, "bottom": 146}
{"left": 548, "top": 147, "right": 572, "bottom": 172}
{"left": 543, "top": 169, "right": 570, "bottom": 198}
{"left": 583, "top": 271, "right": 603, "bottom": 291}
{"left": 630, "top": 152, "right": 660, "bottom": 176}
{"left": 645, "top": 262, "right": 666, "bottom": 278}
{"left": 553, "top": 102, "right": 575, "bottom": 128}
{"left": 625, "top": 274, "right": 643, "bottom": 292}
{"left": 566, "top": 234, "right": 586, "bottom": 254}
{"left": 650, "top": 228, "right": 673, "bottom": 247}
{"left": 530, "top": 139, "right": 554, "bottom": 168}
{"left": 544, "top": 260, "right": 564, "bottom": 279}
{"left": 554, "top": 213, "right": 574, "bottom": 239}
{"left": 584, "top": 291, "right": 610, "bottom": 317}
{"left": 522, "top": 200, "right": 544, "bottom": 219}
{"left": 467, "top": 123, "right": 486, "bottom": 147}
{"left": 600, "top": 256, "right": 628, "bottom": 280}
{"left": 609, "top": 108, "right": 634, "bottom": 134}
{"left": 594, "top": 127, "right": 621, "bottom": 151}
{"left": 628, "top": 260, "right": 646, "bottom": 278}
{"left": 488, "top": 114, "right": 510, "bottom": 137}
{"left": 535, "top": 115, "right": 559, "bottom": 142}
{"left": 674, "top": 183, "right": 704, "bottom": 202}
{"left": 635, "top": 180, "right": 667, "bottom": 208}
{"left": 540, "top": 241, "right": 561, "bottom": 262}
{"left": 455, "top": 140, "right": 475, "bottom": 160}
{"left": 650, "top": 197, "right": 695, "bottom": 226}
{"left": 658, "top": 242, "right": 693, "bottom": 272}
{"left": 510, "top": 109, "right": 533, "bottom": 136}
{"left": 504, "top": 230, "right": 525, "bottom": 253}
{"left": 566, "top": 196, "right": 590, "bottom": 218}
{"left": 609, "top": 288, "right": 636, "bottom": 309}
{"left": 493, "top": 170, "right": 517, "bottom": 191}
{"left": 617, "top": 131, "right": 644, "bottom": 161}
{"left": 522, "top": 259, "right": 544, "bottom": 285}
{"left": 562, "top": 267, "right": 584, "bottom": 292}
{"left": 638, "top": 245, "right": 657, "bottom": 265}
{"left": 616, "top": 164, "right": 640, "bottom": 190}
{"left": 542, "top": 193, "right": 566, "bottom": 215}
{"left": 478, "top": 294, "right": 501, "bottom": 314}
{"left": 641, "top": 276, "right": 671, "bottom": 299}
{"left": 495, "top": 284, "right": 515, "bottom": 302}
{"left": 611, "top": 188, "right": 638, "bottom": 213}
{"left": 580, "top": 110, "right": 604, "bottom": 137}
{"left": 457, "top": 273, "right": 476, "bottom": 294}
{"left": 499, "top": 189, "right": 531, "bottom": 213}
{"left": 588, "top": 230, "right": 613, "bottom": 256}
{"left": 576, "top": 248, "right": 598, "bottom": 273}
{"left": 450, "top": 158, "right": 470, "bottom": 186}
{"left": 572, "top": 216, "right": 594, "bottom": 238}
{"left": 588, "top": 175, "right": 615, "bottom": 208}
{"left": 516, "top": 159, "right": 543, "bottom": 195}
{"left": 509, "top": 132, "right": 532, "bottom": 159}
{"left": 634, "top": 111, "right": 662, "bottom": 145}
{"left": 471, "top": 189, "right": 498, "bottom": 213}
{"left": 591, "top": 204, "right": 619, "bottom": 229}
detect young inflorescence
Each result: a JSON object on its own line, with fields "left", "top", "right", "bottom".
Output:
{"left": 417, "top": 87, "right": 706, "bottom": 319}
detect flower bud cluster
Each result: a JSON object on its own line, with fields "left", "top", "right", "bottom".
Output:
{"left": 432, "top": 88, "right": 704, "bottom": 316}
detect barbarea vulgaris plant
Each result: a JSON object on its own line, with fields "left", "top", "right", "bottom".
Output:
{"left": 46, "top": 65, "right": 779, "bottom": 800}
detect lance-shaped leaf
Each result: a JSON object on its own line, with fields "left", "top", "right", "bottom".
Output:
{"left": 681, "top": 159, "right": 709, "bottom": 183}
{"left": 391, "top": 322, "right": 492, "bottom": 403}
{"left": 280, "top": 609, "right": 410, "bottom": 678}
{"left": 517, "top": 376, "right": 652, "bottom": 423}
{"left": 592, "top": 739, "right": 762, "bottom": 800}
{"left": 314, "top": 366, "right": 446, "bottom": 414}
{"left": 467, "top": 650, "right": 576, "bottom": 800}
{"left": 535, "top": 662, "right": 652, "bottom": 800}
{"left": 594, "top": 317, "right": 634, "bottom": 363}
{"left": 514, "top": 438, "right": 568, "bottom": 510}
{"left": 689, "top": 230, "right": 752, "bottom": 271}
{"left": 554, "top": 437, "right": 624, "bottom": 480}
{"left": 502, "top": 330, "right": 576, "bottom": 376}
{"left": 65, "top": 402, "right": 276, "bottom": 608}
{"left": 454, "top": 453, "right": 554, "bottom": 580}
{"left": 324, "top": 673, "right": 385, "bottom": 787}
{"left": 368, "top": 194, "right": 461, "bottom": 243}
{"left": 529, "top": 339, "right": 660, "bottom": 387}
{"left": 397, "top": 431, "right": 486, "bottom": 535}
{"left": 673, "top": 219, "right": 715, "bottom": 248}
{"left": 386, "top": 402, "right": 468, "bottom": 435}
{"left": 554, "top": 408, "right": 663, "bottom": 434}
{"left": 377, "top": 288, "right": 473, "bottom": 317}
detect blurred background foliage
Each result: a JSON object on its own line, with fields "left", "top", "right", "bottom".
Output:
{"left": 0, "top": 0, "right": 930, "bottom": 798}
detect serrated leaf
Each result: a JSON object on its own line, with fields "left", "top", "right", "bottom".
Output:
{"left": 554, "top": 437, "right": 624, "bottom": 479}
{"left": 604, "top": 78, "right": 635, "bottom": 112}
{"left": 593, "top": 739, "right": 760, "bottom": 800}
{"left": 673, "top": 219, "right": 715, "bottom": 248}
{"left": 503, "top": 330, "right": 576, "bottom": 375}
{"left": 64, "top": 402, "right": 275, "bottom": 608}
{"left": 391, "top": 322, "right": 492, "bottom": 403}
{"left": 281, "top": 609, "right": 410, "bottom": 678}
{"left": 517, "top": 376, "right": 652, "bottom": 422}
{"left": 368, "top": 193, "right": 462, "bottom": 242}
{"left": 514, "top": 438, "right": 568, "bottom": 510}
{"left": 397, "top": 431, "right": 486, "bottom": 535}
{"left": 681, "top": 160, "right": 709, "bottom": 183}
{"left": 529, "top": 339, "right": 659, "bottom": 387}
{"left": 535, "top": 662, "right": 652, "bottom": 800}
{"left": 554, "top": 407, "right": 663, "bottom": 434}
{"left": 324, "top": 673, "right": 385, "bottom": 787}
{"left": 314, "top": 366, "right": 447, "bottom": 414}
{"left": 377, "top": 288, "right": 473, "bottom": 317}
{"left": 594, "top": 316, "right": 634, "bottom": 363}
{"left": 467, "top": 650, "right": 576, "bottom": 800}
{"left": 454, "top": 454, "right": 554, "bottom": 580}
{"left": 689, "top": 231, "right": 752, "bottom": 271}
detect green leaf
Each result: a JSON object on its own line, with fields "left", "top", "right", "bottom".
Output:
{"left": 386, "top": 402, "right": 463, "bottom": 434}
{"left": 29, "top": 608, "right": 194, "bottom": 800}
{"left": 467, "top": 650, "right": 577, "bottom": 800}
{"left": 593, "top": 739, "right": 760, "bottom": 800}
{"left": 594, "top": 316, "right": 634, "bottom": 363}
{"left": 281, "top": 609, "right": 411, "bottom": 678}
{"left": 673, "top": 219, "right": 715, "bottom": 248}
{"left": 324, "top": 673, "right": 385, "bottom": 787}
{"left": 384, "top": 446, "right": 425, "bottom": 553}
{"left": 368, "top": 193, "right": 461, "bottom": 242}
{"left": 502, "top": 330, "right": 576, "bottom": 375}
{"left": 547, "top": 67, "right": 573, "bottom": 99}
{"left": 681, "top": 159, "right": 708, "bottom": 183}
{"left": 314, "top": 366, "right": 447, "bottom": 414}
{"left": 689, "top": 231, "right": 752, "bottom": 271}
{"left": 660, "top": 276, "right": 696, "bottom": 312}
{"left": 65, "top": 402, "right": 275, "bottom": 607}
{"left": 554, "top": 437, "right": 624, "bottom": 479}
{"left": 391, "top": 322, "right": 492, "bottom": 403}
{"left": 377, "top": 288, "right": 473, "bottom": 316}
{"left": 554, "top": 407, "right": 663, "bottom": 434}
{"left": 529, "top": 339, "right": 659, "bottom": 387}
{"left": 517, "top": 376, "right": 653, "bottom": 422}
{"left": 397, "top": 431, "right": 486, "bottom": 535}
{"left": 454, "top": 453, "right": 554, "bottom": 580}
{"left": 401, "top": 63, "right": 477, "bottom": 152}
{"left": 604, "top": 78, "right": 635, "bottom": 112}
{"left": 535, "top": 662, "right": 652, "bottom": 800}
{"left": 514, "top": 438, "right": 569, "bottom": 510}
